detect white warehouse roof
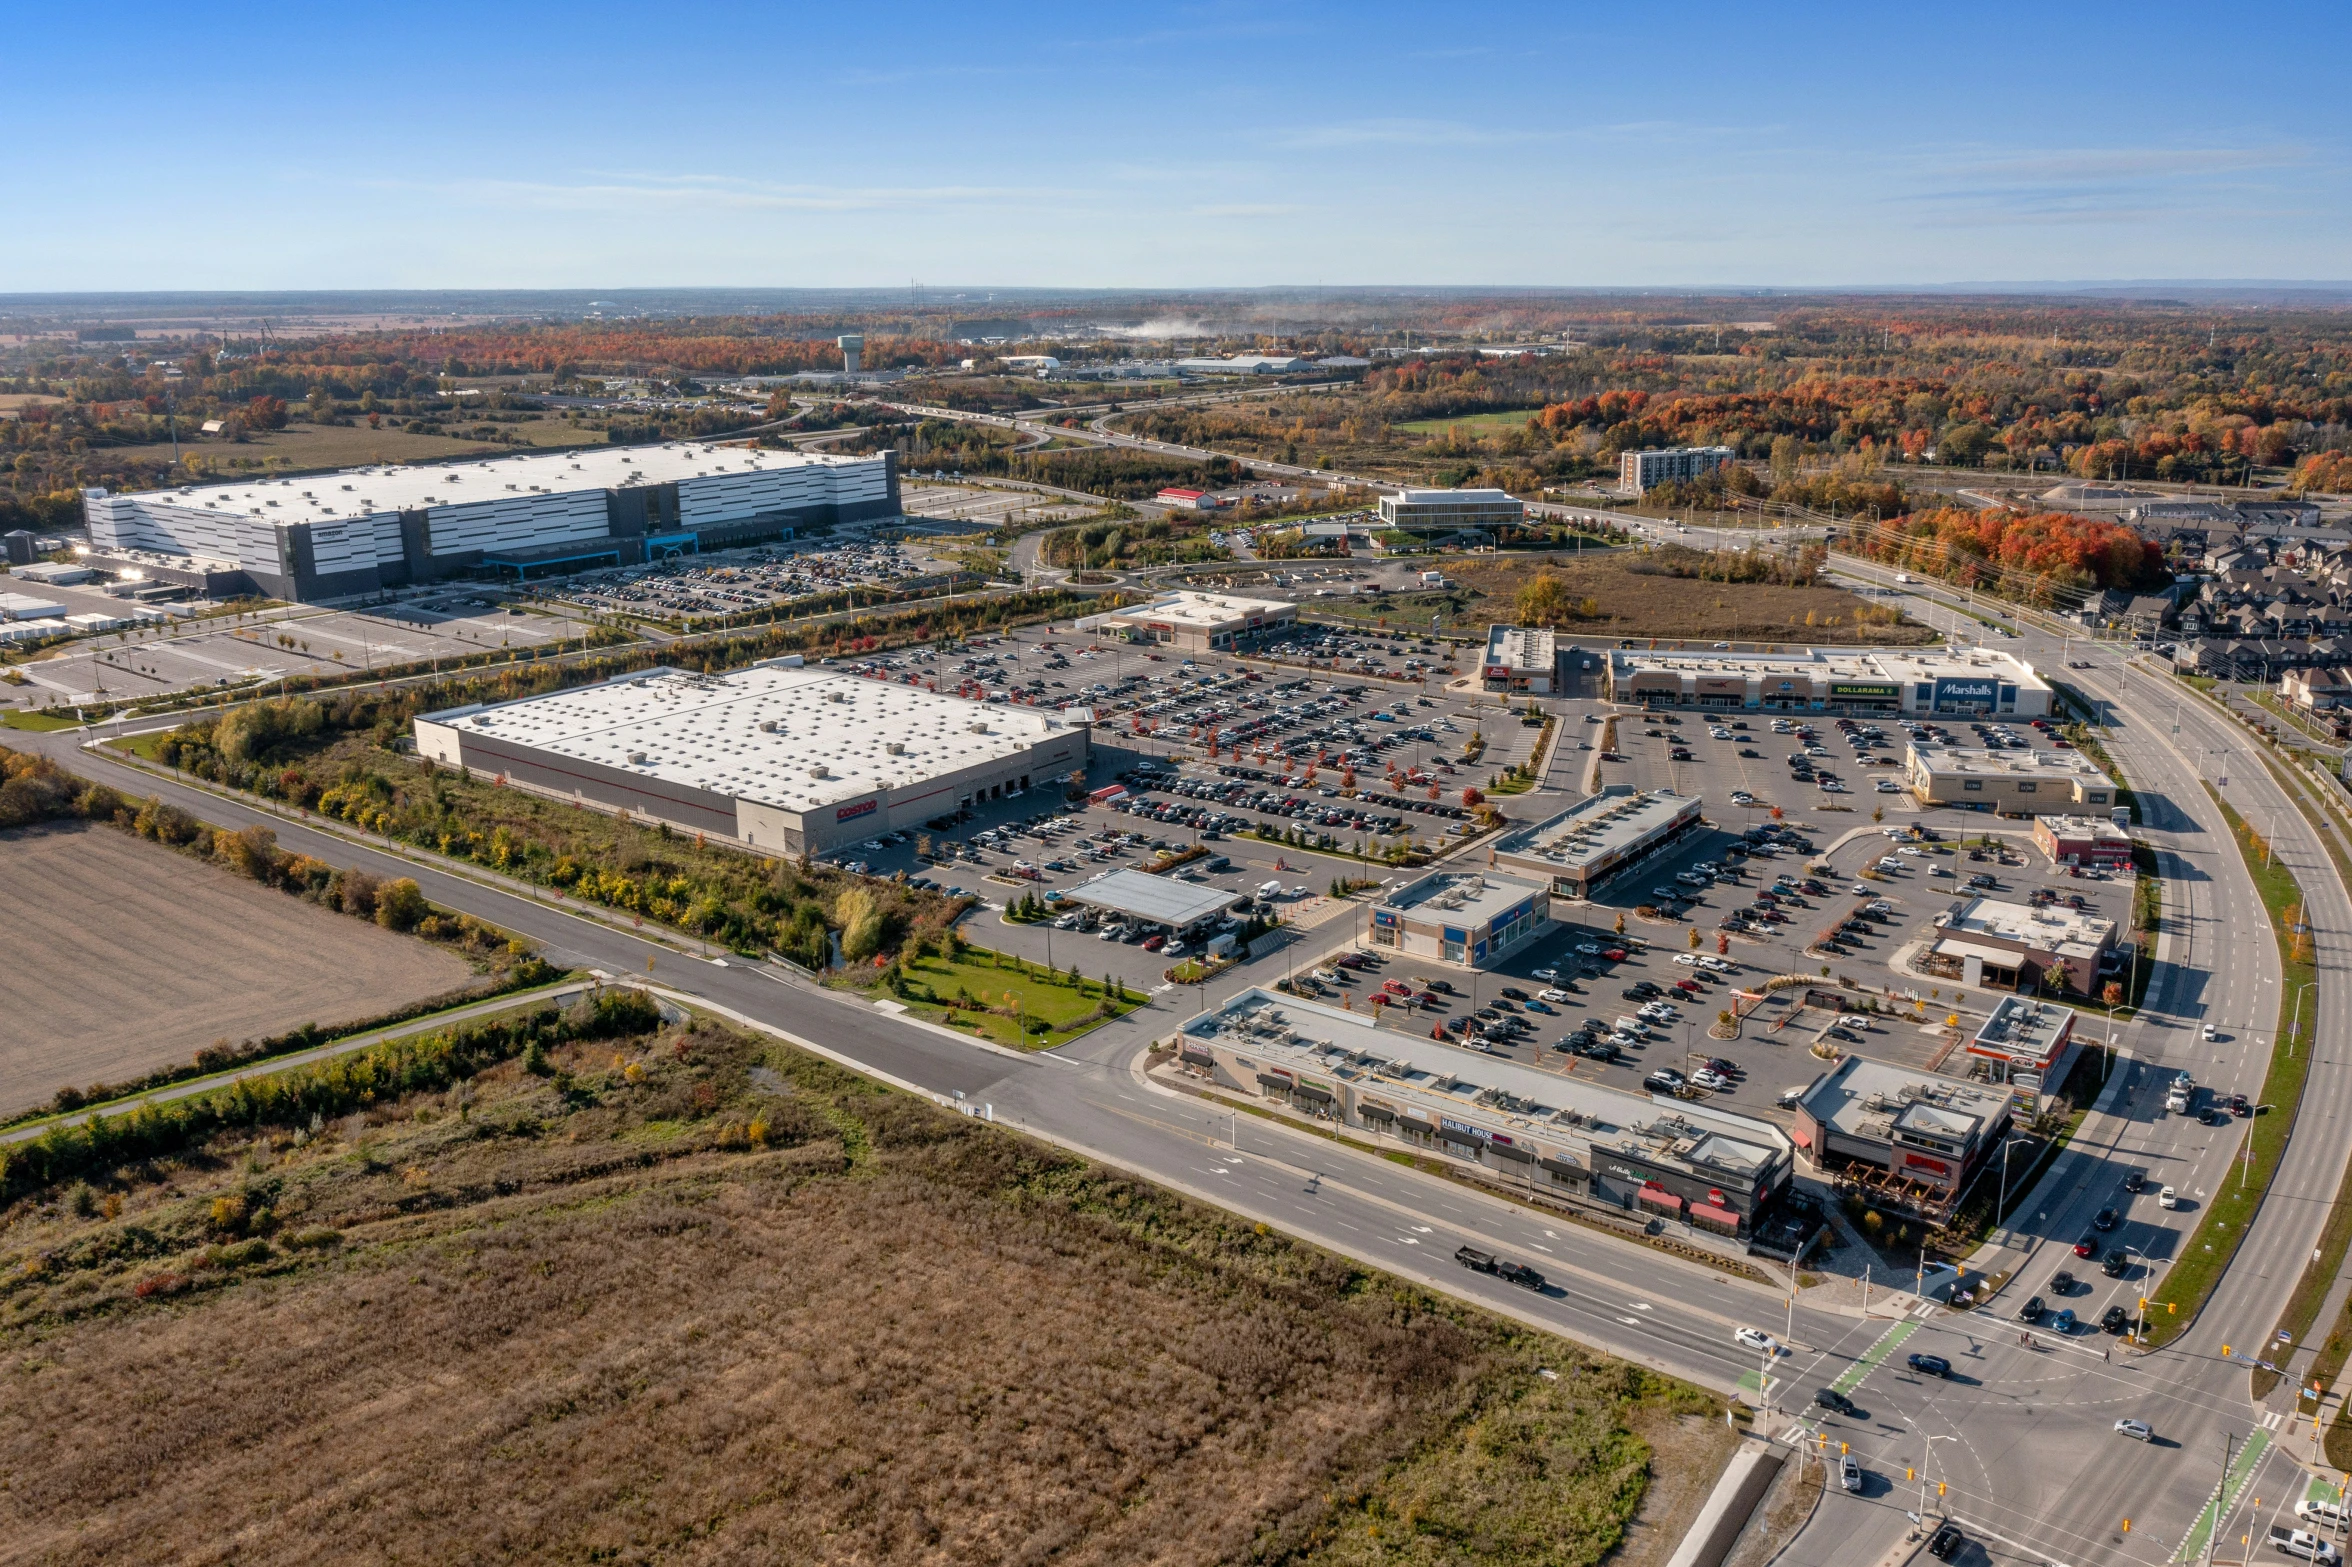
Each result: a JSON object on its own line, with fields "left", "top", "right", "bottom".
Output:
{"left": 131, "top": 441, "right": 876, "bottom": 523}
{"left": 427, "top": 664, "right": 1077, "bottom": 815}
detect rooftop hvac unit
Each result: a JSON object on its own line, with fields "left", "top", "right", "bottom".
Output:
{"left": 627, "top": 751, "right": 647, "bottom": 765}
{"left": 886, "top": 742, "right": 906, "bottom": 755}
{"left": 808, "top": 763, "right": 831, "bottom": 779}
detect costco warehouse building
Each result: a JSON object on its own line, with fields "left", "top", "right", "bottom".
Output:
{"left": 414, "top": 663, "right": 1088, "bottom": 858}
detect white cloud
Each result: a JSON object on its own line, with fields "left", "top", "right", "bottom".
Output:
{"left": 377, "top": 171, "right": 1073, "bottom": 215}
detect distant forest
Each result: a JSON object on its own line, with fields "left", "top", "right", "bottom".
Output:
{"left": 3, "top": 294, "right": 2347, "bottom": 534}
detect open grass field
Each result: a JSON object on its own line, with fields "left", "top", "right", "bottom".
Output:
{"left": 1395, "top": 409, "right": 1546, "bottom": 437}
{"left": 1316, "top": 552, "right": 1936, "bottom": 645}
{"left": 0, "top": 1002, "right": 1725, "bottom": 1565}
{"left": 0, "top": 820, "right": 473, "bottom": 1115}
{"left": 95, "top": 415, "right": 609, "bottom": 475}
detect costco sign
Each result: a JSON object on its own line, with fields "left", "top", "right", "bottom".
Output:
{"left": 835, "top": 798, "right": 879, "bottom": 823}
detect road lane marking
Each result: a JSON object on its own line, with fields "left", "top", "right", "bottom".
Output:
{"left": 2173, "top": 1428, "right": 2270, "bottom": 1564}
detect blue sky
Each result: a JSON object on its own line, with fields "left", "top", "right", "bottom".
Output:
{"left": 7, "top": 0, "right": 2347, "bottom": 290}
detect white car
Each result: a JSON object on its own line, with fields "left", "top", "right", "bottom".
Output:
{"left": 1733, "top": 1327, "right": 1780, "bottom": 1354}
{"left": 2202, "top": 1022, "right": 2218, "bottom": 1041}
{"left": 1876, "top": 779, "right": 1901, "bottom": 793}
{"left": 1699, "top": 956, "right": 1732, "bottom": 972}
{"left": 1692, "top": 1069, "right": 1731, "bottom": 1091}
{"left": 1673, "top": 953, "right": 1704, "bottom": 966}
{"left": 1850, "top": 884, "right": 1871, "bottom": 896}
{"left": 1532, "top": 966, "right": 1560, "bottom": 981}
{"left": 1840, "top": 1453, "right": 1863, "bottom": 1493}
{"left": 1897, "top": 846, "right": 1922, "bottom": 856}
{"left": 1540, "top": 988, "right": 1573, "bottom": 1003}
{"left": 1577, "top": 943, "right": 1603, "bottom": 956}
{"left": 2114, "top": 1419, "right": 2153, "bottom": 1441}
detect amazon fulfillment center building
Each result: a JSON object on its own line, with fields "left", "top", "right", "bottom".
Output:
{"left": 82, "top": 442, "right": 898, "bottom": 603}
{"left": 415, "top": 662, "right": 1088, "bottom": 858}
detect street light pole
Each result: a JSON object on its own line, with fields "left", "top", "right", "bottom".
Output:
{"left": 1995, "top": 1133, "right": 2032, "bottom": 1240}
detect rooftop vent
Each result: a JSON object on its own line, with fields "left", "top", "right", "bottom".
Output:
{"left": 808, "top": 763, "right": 831, "bottom": 779}
{"left": 886, "top": 742, "right": 906, "bottom": 755}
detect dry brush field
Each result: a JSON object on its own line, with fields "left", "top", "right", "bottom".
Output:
{"left": 0, "top": 1002, "right": 1726, "bottom": 1566}
{"left": 0, "top": 821, "right": 473, "bottom": 1115}
{"left": 1395, "top": 553, "right": 1935, "bottom": 645}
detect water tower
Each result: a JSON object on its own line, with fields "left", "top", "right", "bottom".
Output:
{"left": 837, "top": 334, "right": 864, "bottom": 375}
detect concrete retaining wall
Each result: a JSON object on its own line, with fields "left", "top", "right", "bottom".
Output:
{"left": 1665, "top": 1437, "right": 1787, "bottom": 1567}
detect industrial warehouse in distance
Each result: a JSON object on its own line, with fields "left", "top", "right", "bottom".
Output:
{"left": 81, "top": 441, "right": 899, "bottom": 602}
{"left": 415, "top": 661, "right": 1087, "bottom": 857}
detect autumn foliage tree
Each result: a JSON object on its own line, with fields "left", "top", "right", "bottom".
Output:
{"left": 1849, "top": 507, "right": 2165, "bottom": 601}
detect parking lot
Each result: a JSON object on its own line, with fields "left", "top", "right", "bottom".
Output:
{"left": 900, "top": 480, "right": 1097, "bottom": 527}
{"left": 1317, "top": 702, "right": 2138, "bottom": 1121}
{"left": 553, "top": 536, "right": 945, "bottom": 621}
{"left": 8, "top": 584, "right": 596, "bottom": 708}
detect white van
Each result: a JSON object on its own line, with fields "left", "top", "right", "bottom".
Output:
{"left": 1257, "top": 879, "right": 1284, "bottom": 898}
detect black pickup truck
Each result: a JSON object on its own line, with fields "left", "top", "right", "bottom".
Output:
{"left": 1456, "top": 1245, "right": 1547, "bottom": 1291}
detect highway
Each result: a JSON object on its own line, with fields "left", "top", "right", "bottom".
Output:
{"left": 14, "top": 506, "right": 2352, "bottom": 1567}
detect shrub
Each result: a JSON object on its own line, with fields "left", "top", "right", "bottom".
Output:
{"left": 376, "top": 878, "right": 428, "bottom": 932}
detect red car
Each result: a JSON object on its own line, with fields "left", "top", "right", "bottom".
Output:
{"left": 1602, "top": 948, "right": 1628, "bottom": 962}
{"left": 1382, "top": 979, "right": 1414, "bottom": 997}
